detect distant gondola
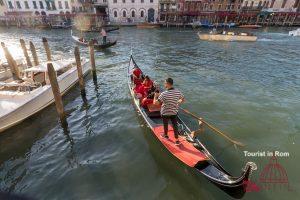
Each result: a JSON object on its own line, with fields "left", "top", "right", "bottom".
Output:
{"left": 127, "top": 55, "right": 257, "bottom": 199}
{"left": 71, "top": 30, "right": 117, "bottom": 50}
{"left": 80, "top": 26, "right": 120, "bottom": 33}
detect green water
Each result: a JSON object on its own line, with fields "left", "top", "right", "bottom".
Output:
{"left": 0, "top": 27, "right": 299, "bottom": 199}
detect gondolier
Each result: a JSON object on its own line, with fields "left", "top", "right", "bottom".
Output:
{"left": 153, "top": 78, "right": 185, "bottom": 145}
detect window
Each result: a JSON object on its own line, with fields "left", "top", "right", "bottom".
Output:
{"left": 218, "top": 4, "right": 222, "bottom": 10}
{"left": 122, "top": 0, "right": 125, "bottom": 3}
{"left": 0, "top": 0, "right": 3, "bottom": 6}
{"left": 58, "top": 1, "right": 62, "bottom": 9}
{"left": 131, "top": 10, "right": 135, "bottom": 17}
{"left": 141, "top": 10, "right": 144, "bottom": 17}
{"left": 16, "top": 1, "right": 21, "bottom": 9}
{"left": 65, "top": 1, "right": 69, "bottom": 9}
{"left": 258, "top": 1, "right": 262, "bottom": 7}
{"left": 270, "top": 0, "right": 275, "bottom": 8}
{"left": 113, "top": 0, "right": 117, "bottom": 3}
{"left": 209, "top": 4, "right": 213, "bottom": 10}
{"left": 141, "top": 0, "right": 144, "bottom": 2}
{"left": 51, "top": 2, "right": 56, "bottom": 10}
{"left": 8, "top": 1, "right": 13, "bottom": 9}
{"left": 46, "top": 2, "right": 50, "bottom": 10}
{"left": 245, "top": 1, "right": 248, "bottom": 7}
{"left": 150, "top": 0, "right": 153, "bottom": 2}
{"left": 204, "top": 3, "right": 208, "bottom": 10}
{"left": 39, "top": 1, "right": 44, "bottom": 9}
{"left": 33, "top": 1, "right": 37, "bottom": 9}
{"left": 281, "top": 0, "right": 287, "bottom": 8}
{"left": 25, "top": 1, "right": 29, "bottom": 9}
{"left": 250, "top": 1, "right": 254, "bottom": 8}
{"left": 114, "top": 10, "right": 117, "bottom": 17}
{"left": 123, "top": 10, "right": 126, "bottom": 17}
{"left": 132, "top": 0, "right": 134, "bottom": 2}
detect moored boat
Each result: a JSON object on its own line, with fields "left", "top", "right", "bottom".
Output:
{"left": 238, "top": 24, "right": 262, "bottom": 29}
{"left": 51, "top": 22, "right": 72, "bottom": 29}
{"left": 289, "top": 28, "right": 300, "bottom": 36}
{"left": 137, "top": 22, "right": 160, "bottom": 29}
{"left": 127, "top": 55, "right": 257, "bottom": 198}
{"left": 71, "top": 30, "right": 117, "bottom": 50}
{"left": 198, "top": 31, "right": 257, "bottom": 42}
{"left": 0, "top": 58, "right": 90, "bottom": 133}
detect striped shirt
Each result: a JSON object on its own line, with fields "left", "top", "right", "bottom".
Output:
{"left": 158, "top": 88, "right": 184, "bottom": 116}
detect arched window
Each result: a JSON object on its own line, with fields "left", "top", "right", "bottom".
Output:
{"left": 132, "top": 10, "right": 135, "bottom": 18}
{"left": 123, "top": 10, "right": 126, "bottom": 17}
{"left": 140, "top": 10, "right": 144, "bottom": 18}
{"left": 114, "top": 11, "right": 117, "bottom": 17}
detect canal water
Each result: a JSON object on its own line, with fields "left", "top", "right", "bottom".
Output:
{"left": 0, "top": 27, "right": 299, "bottom": 200}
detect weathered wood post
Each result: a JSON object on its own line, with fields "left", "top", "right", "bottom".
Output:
{"left": 47, "top": 63, "right": 66, "bottom": 123}
{"left": 20, "top": 39, "right": 32, "bottom": 67}
{"left": 42, "top": 37, "right": 52, "bottom": 61}
{"left": 2, "top": 43, "right": 21, "bottom": 80}
{"left": 88, "top": 41, "right": 97, "bottom": 81}
{"left": 74, "top": 46, "right": 86, "bottom": 97}
{"left": 29, "top": 41, "right": 39, "bottom": 66}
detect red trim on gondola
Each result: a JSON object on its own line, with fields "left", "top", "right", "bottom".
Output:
{"left": 152, "top": 125, "right": 208, "bottom": 167}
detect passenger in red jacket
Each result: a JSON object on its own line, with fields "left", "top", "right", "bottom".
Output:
{"left": 132, "top": 66, "right": 142, "bottom": 85}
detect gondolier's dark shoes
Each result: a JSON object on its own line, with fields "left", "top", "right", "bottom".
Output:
{"left": 161, "top": 134, "right": 169, "bottom": 139}
{"left": 175, "top": 141, "right": 181, "bottom": 146}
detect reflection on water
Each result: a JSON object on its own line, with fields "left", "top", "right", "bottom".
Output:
{"left": 0, "top": 27, "right": 299, "bottom": 199}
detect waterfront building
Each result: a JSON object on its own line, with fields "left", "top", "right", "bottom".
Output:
{"left": 71, "top": 0, "right": 94, "bottom": 13}
{"left": 175, "top": 0, "right": 244, "bottom": 24}
{"left": 0, "top": 0, "right": 8, "bottom": 16}
{"left": 159, "top": 0, "right": 180, "bottom": 22}
{"left": 108, "top": 0, "right": 159, "bottom": 24}
{"left": 3, "top": 0, "right": 73, "bottom": 16}
{"left": 241, "top": 0, "right": 299, "bottom": 12}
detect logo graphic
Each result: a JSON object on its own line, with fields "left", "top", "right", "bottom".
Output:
{"left": 259, "top": 155, "right": 290, "bottom": 191}
{"left": 243, "top": 155, "right": 291, "bottom": 193}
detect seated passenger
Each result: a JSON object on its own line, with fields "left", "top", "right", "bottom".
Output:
{"left": 134, "top": 76, "right": 153, "bottom": 98}
{"left": 141, "top": 89, "right": 159, "bottom": 108}
{"left": 132, "top": 66, "right": 142, "bottom": 85}
{"left": 142, "top": 76, "right": 153, "bottom": 93}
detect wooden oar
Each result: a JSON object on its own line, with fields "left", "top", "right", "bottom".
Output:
{"left": 179, "top": 107, "right": 245, "bottom": 147}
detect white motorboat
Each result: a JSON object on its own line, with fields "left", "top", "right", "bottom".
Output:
{"left": 0, "top": 58, "right": 90, "bottom": 133}
{"left": 289, "top": 28, "right": 300, "bottom": 36}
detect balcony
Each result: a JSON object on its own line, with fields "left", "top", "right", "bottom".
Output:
{"left": 90, "top": 0, "right": 107, "bottom": 6}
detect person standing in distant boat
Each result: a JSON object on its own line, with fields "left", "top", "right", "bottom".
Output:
{"left": 153, "top": 78, "right": 185, "bottom": 145}
{"left": 101, "top": 28, "right": 107, "bottom": 44}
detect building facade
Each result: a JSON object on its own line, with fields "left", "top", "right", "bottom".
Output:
{"left": 242, "top": 0, "right": 299, "bottom": 12}
{"left": 108, "top": 0, "right": 159, "bottom": 24}
{"left": 3, "top": 0, "right": 73, "bottom": 15}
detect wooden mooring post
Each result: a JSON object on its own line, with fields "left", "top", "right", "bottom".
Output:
{"left": 47, "top": 63, "right": 67, "bottom": 124}
{"left": 20, "top": 39, "right": 32, "bottom": 67}
{"left": 42, "top": 37, "right": 52, "bottom": 61}
{"left": 88, "top": 41, "right": 97, "bottom": 81}
{"left": 29, "top": 41, "right": 39, "bottom": 66}
{"left": 2, "top": 43, "right": 21, "bottom": 80}
{"left": 74, "top": 46, "right": 86, "bottom": 97}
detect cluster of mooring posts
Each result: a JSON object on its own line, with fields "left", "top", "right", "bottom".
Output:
{"left": 1, "top": 37, "right": 97, "bottom": 126}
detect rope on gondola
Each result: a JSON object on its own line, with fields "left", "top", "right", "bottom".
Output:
{"left": 179, "top": 107, "right": 245, "bottom": 147}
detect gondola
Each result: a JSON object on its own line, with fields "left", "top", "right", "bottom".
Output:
{"left": 71, "top": 30, "right": 117, "bottom": 50}
{"left": 80, "top": 26, "right": 120, "bottom": 33}
{"left": 127, "top": 55, "right": 257, "bottom": 199}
